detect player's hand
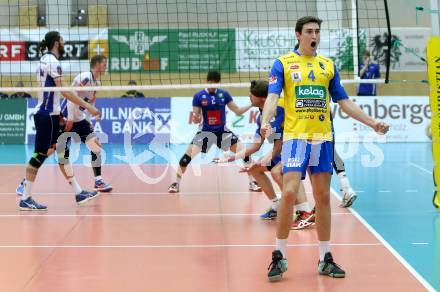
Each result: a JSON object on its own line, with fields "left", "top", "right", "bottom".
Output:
{"left": 89, "top": 106, "right": 101, "bottom": 121}
{"left": 239, "top": 162, "right": 259, "bottom": 173}
{"left": 372, "top": 120, "right": 389, "bottom": 134}
{"left": 191, "top": 112, "right": 201, "bottom": 124}
{"left": 64, "top": 120, "right": 73, "bottom": 132}
{"left": 260, "top": 123, "right": 272, "bottom": 139}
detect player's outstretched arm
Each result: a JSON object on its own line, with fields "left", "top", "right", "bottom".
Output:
{"left": 226, "top": 101, "right": 252, "bottom": 116}
{"left": 260, "top": 93, "right": 279, "bottom": 138}
{"left": 337, "top": 99, "right": 389, "bottom": 134}
{"left": 54, "top": 78, "right": 101, "bottom": 120}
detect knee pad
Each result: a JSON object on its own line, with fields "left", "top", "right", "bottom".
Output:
{"left": 29, "top": 152, "right": 47, "bottom": 169}
{"left": 179, "top": 154, "right": 192, "bottom": 167}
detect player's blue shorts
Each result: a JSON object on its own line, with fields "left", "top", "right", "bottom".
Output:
{"left": 281, "top": 139, "right": 333, "bottom": 179}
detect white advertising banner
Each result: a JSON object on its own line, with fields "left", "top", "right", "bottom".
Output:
{"left": 236, "top": 28, "right": 341, "bottom": 72}
{"left": 333, "top": 96, "right": 431, "bottom": 142}
{"left": 0, "top": 28, "right": 108, "bottom": 74}
{"left": 236, "top": 27, "right": 431, "bottom": 72}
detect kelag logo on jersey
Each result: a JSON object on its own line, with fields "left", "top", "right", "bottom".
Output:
{"left": 295, "top": 85, "right": 326, "bottom": 99}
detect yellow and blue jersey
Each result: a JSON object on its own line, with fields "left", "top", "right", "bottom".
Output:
{"left": 268, "top": 49, "right": 348, "bottom": 141}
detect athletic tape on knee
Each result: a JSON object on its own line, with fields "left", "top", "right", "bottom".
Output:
{"left": 179, "top": 154, "right": 192, "bottom": 167}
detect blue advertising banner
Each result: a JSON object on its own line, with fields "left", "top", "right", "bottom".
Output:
{"left": 26, "top": 98, "right": 171, "bottom": 144}
{"left": 94, "top": 98, "right": 171, "bottom": 144}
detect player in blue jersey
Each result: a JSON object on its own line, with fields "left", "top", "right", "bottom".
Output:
{"left": 18, "top": 31, "right": 101, "bottom": 211}
{"left": 357, "top": 50, "right": 380, "bottom": 96}
{"left": 168, "top": 70, "right": 260, "bottom": 193}
{"left": 262, "top": 17, "right": 389, "bottom": 281}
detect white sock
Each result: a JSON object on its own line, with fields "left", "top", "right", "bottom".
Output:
{"left": 247, "top": 173, "right": 253, "bottom": 183}
{"left": 95, "top": 175, "right": 102, "bottom": 181}
{"left": 319, "top": 241, "right": 331, "bottom": 261}
{"left": 22, "top": 180, "right": 33, "bottom": 200}
{"left": 176, "top": 175, "right": 182, "bottom": 184}
{"left": 271, "top": 198, "right": 280, "bottom": 211}
{"left": 338, "top": 172, "right": 350, "bottom": 190}
{"left": 295, "top": 202, "right": 312, "bottom": 213}
{"left": 68, "top": 177, "right": 82, "bottom": 194}
{"left": 276, "top": 238, "right": 287, "bottom": 258}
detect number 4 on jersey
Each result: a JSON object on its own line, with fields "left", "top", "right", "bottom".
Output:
{"left": 308, "top": 70, "right": 316, "bottom": 81}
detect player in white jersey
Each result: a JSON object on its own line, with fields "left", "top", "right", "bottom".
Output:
{"left": 60, "top": 55, "right": 112, "bottom": 192}
{"left": 18, "top": 31, "right": 101, "bottom": 211}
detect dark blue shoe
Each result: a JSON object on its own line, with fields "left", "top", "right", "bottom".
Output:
{"left": 16, "top": 178, "right": 25, "bottom": 196}
{"left": 76, "top": 190, "right": 100, "bottom": 205}
{"left": 19, "top": 197, "right": 47, "bottom": 211}
{"left": 94, "top": 179, "right": 113, "bottom": 192}
{"left": 260, "top": 208, "right": 277, "bottom": 220}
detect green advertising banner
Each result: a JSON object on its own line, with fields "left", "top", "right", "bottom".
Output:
{"left": 0, "top": 99, "right": 27, "bottom": 144}
{"left": 108, "top": 29, "right": 236, "bottom": 72}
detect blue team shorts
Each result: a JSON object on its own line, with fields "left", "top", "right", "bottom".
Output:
{"left": 281, "top": 139, "right": 333, "bottom": 179}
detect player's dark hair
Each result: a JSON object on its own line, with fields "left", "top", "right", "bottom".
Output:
{"left": 207, "top": 70, "right": 221, "bottom": 82}
{"left": 362, "top": 50, "right": 371, "bottom": 57}
{"left": 250, "top": 80, "right": 268, "bottom": 98}
{"left": 38, "top": 31, "right": 61, "bottom": 55}
{"left": 295, "top": 16, "right": 322, "bottom": 33}
{"left": 90, "top": 54, "right": 107, "bottom": 68}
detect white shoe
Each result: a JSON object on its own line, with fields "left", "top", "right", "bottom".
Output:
{"left": 339, "top": 187, "right": 357, "bottom": 208}
{"left": 168, "top": 182, "right": 179, "bottom": 193}
{"left": 249, "top": 181, "right": 262, "bottom": 192}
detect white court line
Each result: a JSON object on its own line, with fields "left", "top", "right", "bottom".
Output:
{"left": 0, "top": 212, "right": 352, "bottom": 218}
{"left": 0, "top": 243, "right": 382, "bottom": 248}
{"left": 330, "top": 188, "right": 435, "bottom": 292}
{"left": 409, "top": 162, "right": 433, "bottom": 175}
{"left": 412, "top": 243, "right": 429, "bottom": 245}
{"left": 1, "top": 192, "right": 260, "bottom": 196}
{"left": 405, "top": 190, "right": 419, "bottom": 193}
{"left": 379, "top": 190, "right": 392, "bottom": 193}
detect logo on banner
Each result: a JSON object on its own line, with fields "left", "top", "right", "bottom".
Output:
{"left": 88, "top": 40, "right": 109, "bottom": 58}
{"left": 0, "top": 42, "right": 26, "bottom": 61}
{"left": 112, "top": 32, "right": 167, "bottom": 55}
{"left": 25, "top": 41, "right": 89, "bottom": 61}
{"left": 111, "top": 31, "right": 168, "bottom": 71}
